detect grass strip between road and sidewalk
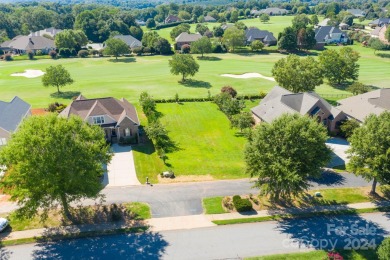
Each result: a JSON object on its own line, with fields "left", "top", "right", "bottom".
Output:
{"left": 0, "top": 226, "right": 148, "bottom": 247}
{"left": 212, "top": 206, "right": 390, "bottom": 225}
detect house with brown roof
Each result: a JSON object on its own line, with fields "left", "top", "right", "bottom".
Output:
{"left": 165, "top": 15, "right": 181, "bottom": 24}
{"left": 175, "top": 32, "right": 202, "bottom": 50}
{"left": 59, "top": 95, "right": 140, "bottom": 143}
{"left": 337, "top": 88, "right": 390, "bottom": 122}
{"left": 251, "top": 86, "right": 346, "bottom": 132}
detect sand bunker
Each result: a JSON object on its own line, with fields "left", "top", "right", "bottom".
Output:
{"left": 221, "top": 73, "right": 275, "bottom": 81}
{"left": 11, "top": 69, "right": 45, "bottom": 78}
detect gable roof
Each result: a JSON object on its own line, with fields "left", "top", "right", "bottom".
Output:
{"left": 251, "top": 86, "right": 342, "bottom": 122}
{"left": 0, "top": 96, "right": 31, "bottom": 134}
{"left": 371, "top": 26, "right": 382, "bottom": 37}
{"left": 113, "top": 35, "right": 142, "bottom": 48}
{"left": 369, "top": 18, "right": 390, "bottom": 26}
{"left": 29, "top": 27, "right": 63, "bottom": 38}
{"left": 315, "top": 26, "right": 347, "bottom": 43}
{"left": 221, "top": 24, "right": 234, "bottom": 30}
{"left": 346, "top": 9, "right": 365, "bottom": 17}
{"left": 59, "top": 96, "right": 139, "bottom": 126}
{"left": 3, "top": 36, "right": 55, "bottom": 51}
{"left": 245, "top": 27, "right": 277, "bottom": 43}
{"left": 165, "top": 15, "right": 181, "bottom": 23}
{"left": 175, "top": 32, "right": 202, "bottom": 43}
{"left": 259, "top": 8, "right": 288, "bottom": 15}
{"left": 337, "top": 88, "right": 390, "bottom": 122}
{"left": 204, "top": 15, "right": 216, "bottom": 22}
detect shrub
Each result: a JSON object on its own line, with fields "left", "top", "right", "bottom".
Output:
{"left": 377, "top": 237, "right": 390, "bottom": 260}
{"left": 47, "top": 102, "right": 67, "bottom": 113}
{"left": 27, "top": 50, "right": 34, "bottom": 60}
{"left": 49, "top": 50, "right": 57, "bottom": 59}
{"left": 78, "top": 50, "right": 89, "bottom": 58}
{"left": 221, "top": 86, "right": 237, "bottom": 97}
{"left": 59, "top": 48, "right": 71, "bottom": 58}
{"left": 89, "top": 49, "right": 99, "bottom": 56}
{"left": 4, "top": 53, "right": 12, "bottom": 61}
{"left": 110, "top": 204, "right": 123, "bottom": 222}
{"left": 181, "top": 44, "right": 190, "bottom": 53}
{"left": 132, "top": 47, "right": 143, "bottom": 56}
{"left": 35, "top": 50, "right": 43, "bottom": 56}
{"left": 223, "top": 197, "right": 234, "bottom": 210}
{"left": 212, "top": 43, "right": 227, "bottom": 53}
{"left": 232, "top": 195, "right": 253, "bottom": 212}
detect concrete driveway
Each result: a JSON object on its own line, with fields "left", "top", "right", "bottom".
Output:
{"left": 326, "top": 138, "right": 350, "bottom": 167}
{"left": 102, "top": 144, "right": 141, "bottom": 187}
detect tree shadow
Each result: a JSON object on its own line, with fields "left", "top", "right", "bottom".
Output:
{"left": 197, "top": 56, "right": 222, "bottom": 61}
{"left": 50, "top": 91, "right": 81, "bottom": 99}
{"left": 179, "top": 79, "right": 212, "bottom": 89}
{"left": 275, "top": 207, "right": 388, "bottom": 251}
{"left": 235, "top": 51, "right": 270, "bottom": 56}
{"left": 108, "top": 57, "right": 136, "bottom": 63}
{"left": 376, "top": 53, "right": 390, "bottom": 59}
{"left": 309, "top": 169, "right": 346, "bottom": 187}
{"left": 131, "top": 141, "right": 156, "bottom": 155}
{"left": 32, "top": 231, "right": 168, "bottom": 259}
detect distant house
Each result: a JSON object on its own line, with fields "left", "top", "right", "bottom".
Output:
{"left": 368, "top": 18, "right": 390, "bottom": 28}
{"left": 346, "top": 9, "right": 366, "bottom": 17}
{"left": 337, "top": 88, "right": 390, "bottom": 123}
{"left": 314, "top": 26, "right": 348, "bottom": 49}
{"left": 250, "top": 10, "right": 262, "bottom": 17}
{"left": 259, "top": 8, "right": 289, "bottom": 16}
{"left": 175, "top": 32, "right": 202, "bottom": 49}
{"left": 221, "top": 24, "right": 234, "bottom": 31}
{"left": 136, "top": 20, "right": 146, "bottom": 26}
{"left": 29, "top": 27, "right": 63, "bottom": 38}
{"left": 371, "top": 25, "right": 389, "bottom": 43}
{"left": 59, "top": 95, "right": 140, "bottom": 143}
{"left": 251, "top": 86, "right": 345, "bottom": 132}
{"left": 0, "top": 35, "right": 55, "bottom": 54}
{"left": 165, "top": 15, "right": 181, "bottom": 24}
{"left": 86, "top": 43, "right": 105, "bottom": 51}
{"left": 113, "top": 35, "right": 142, "bottom": 49}
{"left": 245, "top": 27, "right": 277, "bottom": 46}
{"left": 204, "top": 15, "right": 217, "bottom": 23}
{"left": 0, "top": 96, "right": 31, "bottom": 146}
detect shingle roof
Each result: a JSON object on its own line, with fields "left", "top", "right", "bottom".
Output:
{"left": 315, "top": 26, "right": 346, "bottom": 43}
{"left": 346, "top": 9, "right": 365, "bottom": 17}
{"left": 204, "top": 15, "right": 216, "bottom": 22}
{"left": 175, "top": 32, "right": 202, "bottom": 43}
{"left": 337, "top": 88, "right": 390, "bottom": 122}
{"left": 251, "top": 86, "right": 342, "bottom": 122}
{"left": 369, "top": 18, "right": 390, "bottom": 26}
{"left": 165, "top": 15, "right": 181, "bottom": 23}
{"left": 4, "top": 36, "right": 55, "bottom": 51}
{"left": 259, "top": 8, "right": 288, "bottom": 15}
{"left": 0, "top": 96, "right": 31, "bottom": 134}
{"left": 29, "top": 27, "right": 63, "bottom": 38}
{"left": 59, "top": 96, "right": 139, "bottom": 125}
{"left": 113, "top": 35, "right": 142, "bottom": 48}
{"left": 245, "top": 27, "right": 277, "bottom": 43}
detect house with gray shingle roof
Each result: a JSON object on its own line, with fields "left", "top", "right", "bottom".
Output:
{"left": 368, "top": 18, "right": 390, "bottom": 28}
{"left": 259, "top": 8, "right": 289, "bottom": 16}
{"left": 346, "top": 9, "right": 366, "bottom": 17}
{"left": 113, "top": 35, "right": 142, "bottom": 49}
{"left": 59, "top": 95, "right": 140, "bottom": 143}
{"left": 245, "top": 27, "right": 277, "bottom": 46}
{"left": 0, "top": 35, "right": 55, "bottom": 54}
{"left": 204, "top": 15, "right": 217, "bottom": 23}
{"left": 0, "top": 97, "right": 31, "bottom": 146}
{"left": 251, "top": 86, "right": 345, "bottom": 132}
{"left": 337, "top": 88, "right": 390, "bottom": 122}
{"left": 29, "top": 27, "right": 63, "bottom": 38}
{"left": 175, "top": 32, "right": 202, "bottom": 49}
{"left": 314, "top": 26, "right": 348, "bottom": 49}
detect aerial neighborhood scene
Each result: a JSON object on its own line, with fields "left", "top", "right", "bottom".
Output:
{"left": 0, "top": 0, "right": 390, "bottom": 259}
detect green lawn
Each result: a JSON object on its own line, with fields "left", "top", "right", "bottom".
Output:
{"left": 203, "top": 197, "right": 227, "bottom": 214}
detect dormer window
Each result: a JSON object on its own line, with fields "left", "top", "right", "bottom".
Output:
{"left": 93, "top": 116, "right": 105, "bottom": 125}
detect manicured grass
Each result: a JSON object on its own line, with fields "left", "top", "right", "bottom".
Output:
{"left": 246, "top": 249, "right": 378, "bottom": 260}
{"left": 203, "top": 197, "right": 227, "bottom": 214}
{"left": 125, "top": 202, "right": 151, "bottom": 220}
{"left": 309, "top": 187, "right": 371, "bottom": 205}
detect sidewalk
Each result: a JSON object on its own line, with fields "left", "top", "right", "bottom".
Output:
{"left": 1, "top": 201, "right": 389, "bottom": 243}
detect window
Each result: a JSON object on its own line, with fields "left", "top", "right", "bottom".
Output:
{"left": 125, "top": 128, "right": 131, "bottom": 137}
{"left": 0, "top": 138, "right": 7, "bottom": 146}
{"left": 92, "top": 116, "right": 105, "bottom": 125}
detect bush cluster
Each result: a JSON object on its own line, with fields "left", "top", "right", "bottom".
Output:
{"left": 47, "top": 102, "right": 67, "bottom": 113}
{"left": 153, "top": 94, "right": 266, "bottom": 104}
{"left": 49, "top": 50, "right": 57, "bottom": 59}
{"left": 78, "top": 50, "right": 89, "bottom": 58}
{"left": 232, "top": 195, "right": 253, "bottom": 212}
{"left": 155, "top": 20, "right": 191, "bottom": 30}
{"left": 2, "top": 53, "right": 13, "bottom": 61}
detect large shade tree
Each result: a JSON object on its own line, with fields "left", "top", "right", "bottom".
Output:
{"left": 55, "top": 29, "right": 88, "bottom": 51}
{"left": 272, "top": 54, "right": 323, "bottom": 93}
{"left": 104, "top": 38, "right": 129, "bottom": 60}
{"left": 169, "top": 54, "right": 199, "bottom": 81}
{"left": 347, "top": 112, "right": 390, "bottom": 194}
{"left": 223, "top": 27, "right": 246, "bottom": 52}
{"left": 245, "top": 114, "right": 331, "bottom": 201}
{"left": 0, "top": 114, "right": 112, "bottom": 220}
{"left": 191, "top": 36, "right": 212, "bottom": 57}
{"left": 42, "top": 65, "right": 74, "bottom": 94}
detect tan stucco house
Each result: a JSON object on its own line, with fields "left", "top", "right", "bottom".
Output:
{"left": 59, "top": 95, "right": 140, "bottom": 143}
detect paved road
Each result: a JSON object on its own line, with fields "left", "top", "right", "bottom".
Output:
{"left": 2, "top": 212, "right": 389, "bottom": 260}
{"left": 99, "top": 172, "right": 369, "bottom": 218}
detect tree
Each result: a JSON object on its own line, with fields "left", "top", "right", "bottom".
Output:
{"left": 369, "top": 38, "right": 387, "bottom": 54}
{"left": 235, "top": 21, "right": 247, "bottom": 30}
{"left": 347, "top": 112, "right": 390, "bottom": 194}
{"left": 223, "top": 27, "right": 246, "bottom": 52}
{"left": 296, "top": 27, "right": 316, "bottom": 50}
{"left": 339, "top": 119, "right": 360, "bottom": 138}
{"left": 146, "top": 18, "right": 156, "bottom": 29}
{"left": 169, "top": 54, "right": 199, "bottom": 81}
{"left": 278, "top": 27, "right": 297, "bottom": 52}
{"left": 292, "top": 14, "right": 311, "bottom": 31}
{"left": 191, "top": 36, "right": 212, "bottom": 57}
{"left": 213, "top": 26, "right": 224, "bottom": 37}
{"left": 311, "top": 14, "right": 319, "bottom": 25}
{"left": 272, "top": 55, "right": 323, "bottom": 93}
{"left": 221, "top": 86, "right": 237, "bottom": 97}
{"left": 386, "top": 26, "right": 390, "bottom": 43}
{"left": 244, "top": 114, "right": 331, "bottom": 201}
{"left": 129, "top": 26, "right": 143, "bottom": 41}
{"left": 259, "top": 13, "right": 270, "bottom": 23}
{"left": 231, "top": 111, "right": 254, "bottom": 132}
{"left": 55, "top": 30, "right": 88, "bottom": 51}
{"left": 142, "top": 31, "right": 159, "bottom": 50}
{"left": 154, "top": 37, "right": 172, "bottom": 55}
{"left": 377, "top": 237, "right": 390, "bottom": 260}
{"left": 0, "top": 114, "right": 111, "bottom": 220}
{"left": 139, "top": 91, "right": 156, "bottom": 119}
{"left": 195, "top": 24, "right": 209, "bottom": 35}
{"left": 178, "top": 11, "right": 191, "bottom": 20}
{"left": 104, "top": 38, "right": 129, "bottom": 60}
{"left": 347, "top": 82, "right": 370, "bottom": 95}
{"left": 214, "top": 92, "right": 245, "bottom": 117}
{"left": 170, "top": 23, "right": 190, "bottom": 40}
{"left": 319, "top": 47, "right": 360, "bottom": 85}
{"left": 251, "top": 40, "right": 264, "bottom": 52}
{"left": 42, "top": 65, "right": 74, "bottom": 94}
{"left": 230, "top": 11, "right": 239, "bottom": 23}
{"left": 343, "top": 15, "right": 354, "bottom": 26}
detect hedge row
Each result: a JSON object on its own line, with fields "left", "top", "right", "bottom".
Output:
{"left": 153, "top": 94, "right": 266, "bottom": 104}
{"left": 232, "top": 195, "right": 253, "bottom": 212}
{"left": 155, "top": 20, "right": 192, "bottom": 30}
